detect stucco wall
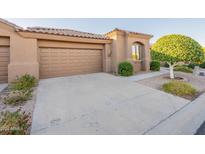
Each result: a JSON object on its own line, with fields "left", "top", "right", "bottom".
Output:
{"left": 103, "top": 44, "right": 112, "bottom": 73}
{"left": 106, "top": 30, "right": 152, "bottom": 74}
{"left": 8, "top": 35, "right": 39, "bottom": 82}
{"left": 0, "top": 21, "right": 112, "bottom": 82}
{"left": 0, "top": 22, "right": 39, "bottom": 82}
{"left": 0, "top": 20, "right": 151, "bottom": 82}
{"left": 126, "top": 34, "right": 151, "bottom": 71}
{"left": 106, "top": 32, "right": 118, "bottom": 73}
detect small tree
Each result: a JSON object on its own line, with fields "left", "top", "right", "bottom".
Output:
{"left": 151, "top": 34, "right": 204, "bottom": 79}
{"left": 203, "top": 47, "right": 205, "bottom": 59}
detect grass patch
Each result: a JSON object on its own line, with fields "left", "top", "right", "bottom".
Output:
{"left": 174, "top": 65, "right": 193, "bottom": 73}
{"left": 0, "top": 110, "right": 31, "bottom": 135}
{"left": 162, "top": 81, "right": 197, "bottom": 97}
{"left": 9, "top": 74, "right": 37, "bottom": 91}
{"left": 2, "top": 90, "right": 32, "bottom": 106}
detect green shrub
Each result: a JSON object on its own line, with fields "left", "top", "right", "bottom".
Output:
{"left": 162, "top": 81, "right": 197, "bottom": 97}
{"left": 2, "top": 90, "right": 32, "bottom": 106}
{"left": 151, "top": 34, "right": 204, "bottom": 64}
{"left": 150, "top": 61, "right": 160, "bottom": 71}
{"left": 187, "top": 63, "right": 199, "bottom": 69}
{"left": 0, "top": 110, "right": 31, "bottom": 135}
{"left": 118, "top": 61, "right": 133, "bottom": 76}
{"left": 174, "top": 65, "right": 193, "bottom": 73}
{"left": 151, "top": 34, "right": 204, "bottom": 79}
{"left": 10, "top": 74, "right": 37, "bottom": 91}
{"left": 164, "top": 62, "right": 169, "bottom": 68}
{"left": 200, "top": 61, "right": 205, "bottom": 68}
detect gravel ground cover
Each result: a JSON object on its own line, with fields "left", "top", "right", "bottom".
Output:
{"left": 136, "top": 72, "right": 205, "bottom": 100}
{"left": 0, "top": 86, "right": 37, "bottom": 134}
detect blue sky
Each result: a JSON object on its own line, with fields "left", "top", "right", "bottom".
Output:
{"left": 6, "top": 18, "right": 205, "bottom": 46}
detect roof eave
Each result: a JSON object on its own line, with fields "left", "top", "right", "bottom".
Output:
{"left": 17, "top": 28, "right": 110, "bottom": 40}
{"left": 0, "top": 18, "right": 23, "bottom": 30}
{"left": 17, "top": 31, "right": 112, "bottom": 44}
{"left": 106, "top": 28, "right": 153, "bottom": 38}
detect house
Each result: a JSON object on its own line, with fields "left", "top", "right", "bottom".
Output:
{"left": 0, "top": 19, "right": 153, "bottom": 83}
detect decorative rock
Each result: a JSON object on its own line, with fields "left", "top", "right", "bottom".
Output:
{"left": 199, "top": 72, "right": 205, "bottom": 76}
{"left": 193, "top": 66, "right": 200, "bottom": 76}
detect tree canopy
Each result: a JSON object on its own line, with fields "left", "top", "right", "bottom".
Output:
{"left": 151, "top": 34, "right": 204, "bottom": 64}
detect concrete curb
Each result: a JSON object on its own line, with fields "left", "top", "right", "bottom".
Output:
{"left": 126, "top": 67, "right": 169, "bottom": 82}
{"left": 145, "top": 93, "right": 205, "bottom": 135}
{"left": 0, "top": 83, "right": 7, "bottom": 92}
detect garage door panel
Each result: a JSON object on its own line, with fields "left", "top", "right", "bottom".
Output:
{"left": 0, "top": 71, "right": 8, "bottom": 76}
{"left": 0, "top": 52, "right": 9, "bottom": 57}
{"left": 0, "top": 76, "right": 8, "bottom": 83}
{"left": 0, "top": 67, "right": 8, "bottom": 71}
{"left": 40, "top": 48, "right": 102, "bottom": 79}
{"left": 0, "top": 46, "right": 9, "bottom": 83}
{"left": 0, "top": 58, "right": 9, "bottom": 62}
{"left": 0, "top": 61, "right": 9, "bottom": 65}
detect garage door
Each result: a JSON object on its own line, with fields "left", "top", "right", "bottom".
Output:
{"left": 40, "top": 48, "right": 102, "bottom": 79}
{"left": 0, "top": 47, "right": 9, "bottom": 83}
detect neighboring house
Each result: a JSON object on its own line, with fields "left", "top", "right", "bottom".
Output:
{"left": 0, "top": 19, "right": 153, "bottom": 83}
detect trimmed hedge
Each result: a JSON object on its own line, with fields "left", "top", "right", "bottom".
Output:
{"left": 162, "top": 81, "right": 197, "bottom": 97}
{"left": 200, "top": 61, "right": 205, "bottom": 68}
{"left": 150, "top": 61, "right": 160, "bottom": 71}
{"left": 151, "top": 34, "right": 204, "bottom": 64}
{"left": 174, "top": 65, "right": 193, "bottom": 73}
{"left": 187, "top": 63, "right": 199, "bottom": 69}
{"left": 118, "top": 61, "right": 133, "bottom": 76}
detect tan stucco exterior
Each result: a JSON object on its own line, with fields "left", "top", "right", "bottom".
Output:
{"left": 0, "top": 21, "right": 39, "bottom": 82}
{"left": 0, "top": 20, "right": 152, "bottom": 83}
{"left": 106, "top": 29, "right": 152, "bottom": 74}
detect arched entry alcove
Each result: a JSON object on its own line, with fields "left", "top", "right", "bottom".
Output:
{"left": 131, "top": 41, "right": 146, "bottom": 72}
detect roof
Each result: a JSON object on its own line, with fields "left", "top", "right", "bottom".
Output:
{"left": 0, "top": 18, "right": 23, "bottom": 30}
{"left": 106, "top": 28, "right": 153, "bottom": 38}
{"left": 0, "top": 19, "right": 153, "bottom": 40}
{"left": 18, "top": 27, "right": 109, "bottom": 40}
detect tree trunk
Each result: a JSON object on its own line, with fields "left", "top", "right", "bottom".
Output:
{"left": 169, "top": 64, "right": 174, "bottom": 79}
{"left": 168, "top": 63, "right": 175, "bottom": 79}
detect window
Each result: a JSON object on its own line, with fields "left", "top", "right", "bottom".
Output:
{"left": 132, "top": 43, "right": 142, "bottom": 60}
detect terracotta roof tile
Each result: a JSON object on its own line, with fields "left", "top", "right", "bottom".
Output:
{"left": 19, "top": 27, "right": 109, "bottom": 40}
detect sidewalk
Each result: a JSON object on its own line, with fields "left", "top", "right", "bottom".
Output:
{"left": 145, "top": 93, "right": 205, "bottom": 135}
{"left": 126, "top": 67, "right": 169, "bottom": 81}
{"left": 125, "top": 67, "right": 205, "bottom": 135}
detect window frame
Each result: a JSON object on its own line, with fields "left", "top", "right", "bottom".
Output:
{"left": 131, "top": 42, "right": 143, "bottom": 61}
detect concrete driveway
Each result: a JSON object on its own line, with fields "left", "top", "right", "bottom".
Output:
{"left": 31, "top": 73, "right": 189, "bottom": 134}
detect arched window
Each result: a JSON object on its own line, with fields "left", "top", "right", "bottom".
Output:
{"left": 132, "top": 42, "right": 143, "bottom": 61}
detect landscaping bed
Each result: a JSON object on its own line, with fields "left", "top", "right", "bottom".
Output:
{"left": 136, "top": 72, "right": 205, "bottom": 100}
{"left": 0, "top": 74, "right": 37, "bottom": 135}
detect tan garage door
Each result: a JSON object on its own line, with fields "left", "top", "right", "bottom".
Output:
{"left": 0, "top": 47, "right": 9, "bottom": 83}
{"left": 40, "top": 48, "right": 102, "bottom": 79}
